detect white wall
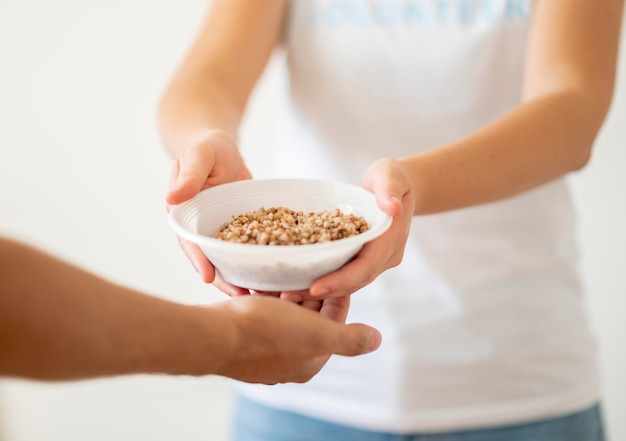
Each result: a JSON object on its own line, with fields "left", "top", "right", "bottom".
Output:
{"left": 0, "top": 1, "right": 624, "bottom": 440}
{"left": 568, "top": 32, "right": 626, "bottom": 440}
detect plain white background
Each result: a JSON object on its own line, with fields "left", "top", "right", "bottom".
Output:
{"left": 0, "top": 1, "right": 624, "bottom": 440}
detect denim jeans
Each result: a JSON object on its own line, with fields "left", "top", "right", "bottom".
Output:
{"left": 231, "top": 395, "right": 605, "bottom": 441}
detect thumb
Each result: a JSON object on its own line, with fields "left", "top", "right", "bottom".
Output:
{"left": 317, "top": 296, "right": 382, "bottom": 355}
{"left": 335, "top": 323, "right": 382, "bottom": 356}
{"left": 166, "top": 146, "right": 215, "bottom": 206}
{"left": 362, "top": 158, "right": 406, "bottom": 217}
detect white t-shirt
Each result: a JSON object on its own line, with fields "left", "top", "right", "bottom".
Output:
{"left": 238, "top": 0, "right": 600, "bottom": 433}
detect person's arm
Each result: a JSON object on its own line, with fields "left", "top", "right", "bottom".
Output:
{"left": 400, "top": 0, "right": 623, "bottom": 215}
{"left": 158, "top": 0, "right": 288, "bottom": 290}
{"left": 302, "top": 0, "right": 624, "bottom": 299}
{"left": 158, "top": 0, "right": 287, "bottom": 199}
{"left": 0, "top": 236, "right": 380, "bottom": 383}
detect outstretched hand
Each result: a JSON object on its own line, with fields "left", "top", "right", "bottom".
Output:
{"left": 281, "top": 158, "right": 414, "bottom": 302}
{"left": 166, "top": 130, "right": 252, "bottom": 293}
{"left": 209, "top": 295, "right": 382, "bottom": 384}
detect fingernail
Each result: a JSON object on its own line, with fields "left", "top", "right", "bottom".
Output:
{"left": 168, "top": 182, "right": 181, "bottom": 195}
{"left": 312, "top": 287, "right": 330, "bottom": 297}
{"left": 289, "top": 294, "right": 303, "bottom": 303}
{"left": 190, "top": 259, "right": 200, "bottom": 274}
{"left": 368, "top": 331, "right": 382, "bottom": 352}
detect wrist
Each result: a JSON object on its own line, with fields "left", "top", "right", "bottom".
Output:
{"left": 397, "top": 156, "right": 423, "bottom": 216}
{"left": 165, "top": 127, "right": 238, "bottom": 159}
{"left": 160, "top": 303, "right": 237, "bottom": 377}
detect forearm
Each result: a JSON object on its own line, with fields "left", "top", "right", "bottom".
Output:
{"left": 401, "top": 90, "right": 608, "bottom": 215}
{"left": 0, "top": 237, "right": 232, "bottom": 380}
{"left": 158, "top": 75, "right": 243, "bottom": 158}
{"left": 157, "top": 0, "right": 288, "bottom": 159}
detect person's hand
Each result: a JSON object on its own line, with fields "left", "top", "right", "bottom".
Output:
{"left": 166, "top": 130, "right": 252, "bottom": 294}
{"left": 281, "top": 158, "right": 414, "bottom": 302}
{"left": 208, "top": 294, "right": 382, "bottom": 384}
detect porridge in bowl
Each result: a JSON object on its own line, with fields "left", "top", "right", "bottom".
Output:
{"left": 214, "top": 206, "right": 369, "bottom": 245}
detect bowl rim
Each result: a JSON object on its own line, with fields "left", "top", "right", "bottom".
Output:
{"left": 168, "top": 178, "right": 393, "bottom": 254}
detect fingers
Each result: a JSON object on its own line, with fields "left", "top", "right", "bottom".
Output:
{"left": 335, "top": 323, "right": 382, "bottom": 356}
{"left": 308, "top": 237, "right": 387, "bottom": 298}
{"left": 250, "top": 290, "right": 281, "bottom": 297}
{"left": 166, "top": 146, "right": 215, "bottom": 205}
{"left": 303, "top": 158, "right": 414, "bottom": 299}
{"left": 318, "top": 295, "right": 350, "bottom": 323}
{"left": 362, "top": 158, "right": 410, "bottom": 217}
{"left": 178, "top": 237, "right": 216, "bottom": 283}
{"left": 166, "top": 130, "right": 242, "bottom": 206}
{"left": 316, "top": 297, "right": 382, "bottom": 356}
{"left": 279, "top": 289, "right": 310, "bottom": 304}
{"left": 287, "top": 296, "right": 382, "bottom": 357}
{"left": 165, "top": 133, "right": 259, "bottom": 294}
{"left": 300, "top": 300, "right": 323, "bottom": 312}
{"left": 166, "top": 175, "right": 204, "bottom": 206}
{"left": 213, "top": 273, "right": 251, "bottom": 297}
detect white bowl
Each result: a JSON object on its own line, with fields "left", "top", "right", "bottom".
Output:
{"left": 168, "top": 178, "right": 392, "bottom": 291}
